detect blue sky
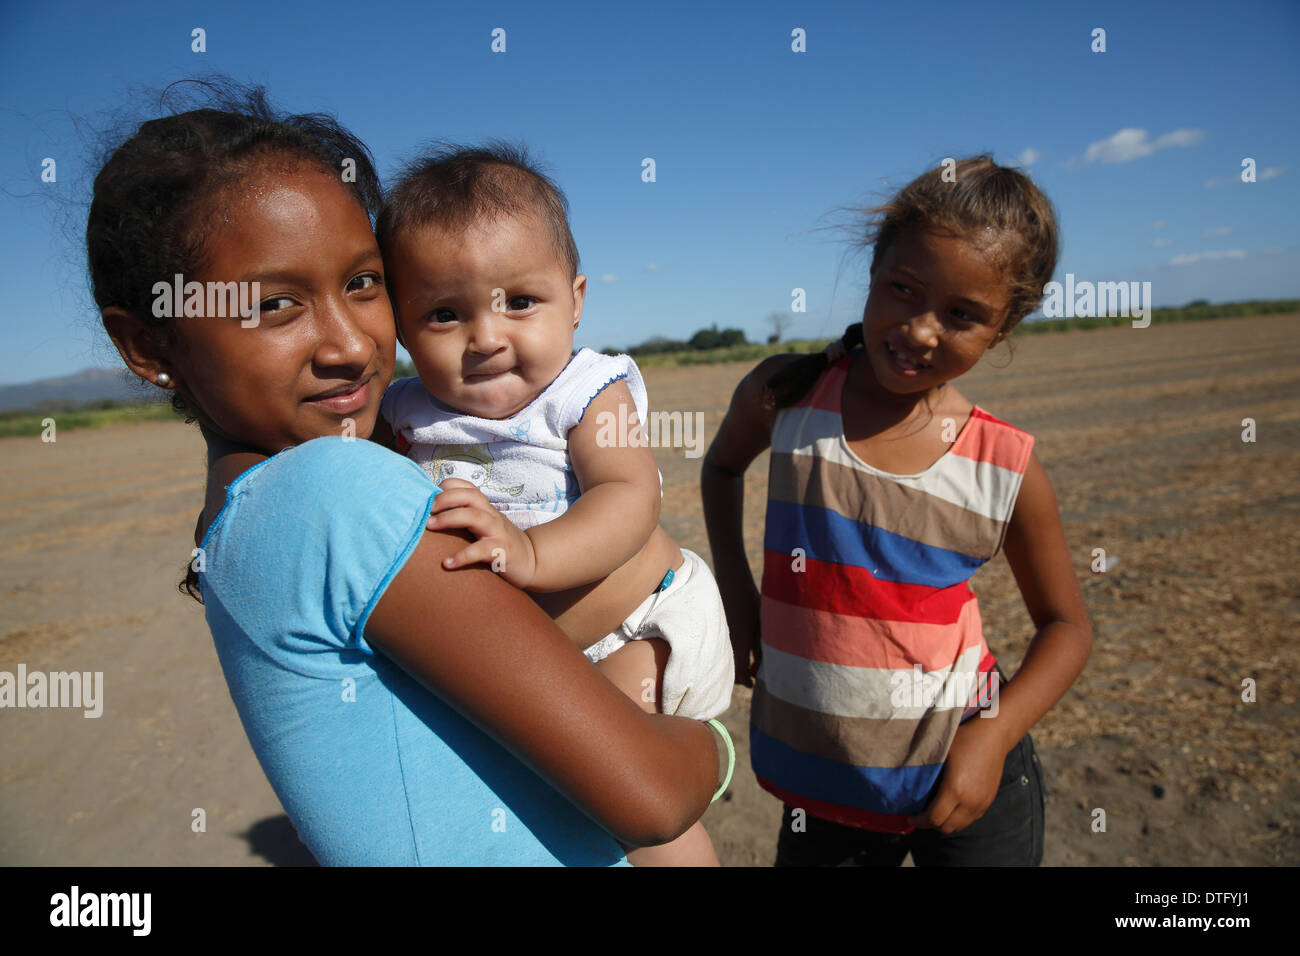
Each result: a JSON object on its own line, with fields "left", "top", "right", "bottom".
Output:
{"left": 1, "top": 0, "right": 1296, "bottom": 384}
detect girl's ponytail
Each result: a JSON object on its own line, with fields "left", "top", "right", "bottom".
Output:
{"left": 764, "top": 323, "right": 863, "bottom": 410}
{"left": 761, "top": 155, "right": 1058, "bottom": 414}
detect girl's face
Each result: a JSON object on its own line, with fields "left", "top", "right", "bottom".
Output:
{"left": 860, "top": 227, "right": 1012, "bottom": 397}
{"left": 167, "top": 166, "right": 394, "bottom": 452}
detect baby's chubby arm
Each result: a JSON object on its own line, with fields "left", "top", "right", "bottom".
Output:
{"left": 428, "top": 379, "right": 661, "bottom": 592}
{"left": 526, "top": 378, "right": 661, "bottom": 592}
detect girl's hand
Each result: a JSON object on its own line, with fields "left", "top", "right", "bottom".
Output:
{"left": 427, "top": 477, "right": 537, "bottom": 589}
{"left": 723, "top": 592, "right": 762, "bottom": 687}
{"left": 907, "top": 715, "right": 1011, "bottom": 833}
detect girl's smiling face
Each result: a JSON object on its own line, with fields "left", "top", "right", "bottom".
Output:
{"left": 166, "top": 166, "right": 394, "bottom": 452}
{"left": 859, "top": 227, "right": 1013, "bottom": 398}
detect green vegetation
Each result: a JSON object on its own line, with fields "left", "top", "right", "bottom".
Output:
{"left": 6, "top": 299, "right": 1293, "bottom": 437}
{"left": 629, "top": 338, "right": 833, "bottom": 367}
{"left": 1016, "top": 298, "right": 1299, "bottom": 333}
{"left": 607, "top": 324, "right": 751, "bottom": 358}
{"left": 0, "top": 400, "right": 180, "bottom": 439}
{"left": 604, "top": 299, "right": 1299, "bottom": 366}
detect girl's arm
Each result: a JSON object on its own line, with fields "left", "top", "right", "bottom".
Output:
{"left": 909, "top": 450, "right": 1093, "bottom": 833}
{"left": 986, "top": 451, "right": 1094, "bottom": 747}
{"left": 700, "top": 355, "right": 797, "bottom": 685}
{"left": 524, "top": 378, "right": 663, "bottom": 591}
{"left": 365, "top": 523, "right": 721, "bottom": 849}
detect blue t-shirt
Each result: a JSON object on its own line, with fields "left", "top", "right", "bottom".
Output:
{"left": 198, "top": 437, "right": 628, "bottom": 866}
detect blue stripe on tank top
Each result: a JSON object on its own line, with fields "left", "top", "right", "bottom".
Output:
{"left": 750, "top": 724, "right": 942, "bottom": 815}
{"left": 763, "top": 499, "right": 984, "bottom": 590}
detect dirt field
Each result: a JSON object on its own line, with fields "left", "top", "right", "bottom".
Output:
{"left": 2, "top": 314, "right": 1297, "bottom": 866}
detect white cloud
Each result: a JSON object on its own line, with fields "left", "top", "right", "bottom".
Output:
{"left": 644, "top": 262, "right": 660, "bottom": 272}
{"left": 1082, "top": 127, "right": 1205, "bottom": 164}
{"left": 1148, "top": 219, "right": 1168, "bottom": 230}
{"left": 1205, "top": 165, "right": 1285, "bottom": 188}
{"left": 1168, "top": 249, "right": 1246, "bottom": 266}
{"left": 599, "top": 273, "right": 618, "bottom": 284}
{"left": 1151, "top": 238, "right": 1174, "bottom": 248}
{"left": 1201, "top": 226, "right": 1234, "bottom": 238}
{"left": 1015, "top": 148, "right": 1040, "bottom": 167}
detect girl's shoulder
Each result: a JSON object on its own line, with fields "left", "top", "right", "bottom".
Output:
{"left": 936, "top": 385, "right": 1034, "bottom": 447}
{"left": 956, "top": 403, "right": 1036, "bottom": 477}
{"left": 267, "top": 434, "right": 430, "bottom": 486}
{"left": 740, "top": 350, "right": 842, "bottom": 421}
{"left": 752, "top": 350, "right": 811, "bottom": 382}
{"left": 201, "top": 437, "right": 441, "bottom": 654}
{"left": 712, "top": 352, "right": 827, "bottom": 448}
{"left": 205, "top": 438, "right": 436, "bottom": 567}
{"left": 967, "top": 404, "right": 1032, "bottom": 436}
{"left": 739, "top": 351, "right": 816, "bottom": 404}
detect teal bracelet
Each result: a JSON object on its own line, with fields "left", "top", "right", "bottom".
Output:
{"left": 706, "top": 718, "right": 735, "bottom": 803}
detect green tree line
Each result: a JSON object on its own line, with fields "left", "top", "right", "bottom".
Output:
{"left": 5, "top": 299, "right": 1296, "bottom": 437}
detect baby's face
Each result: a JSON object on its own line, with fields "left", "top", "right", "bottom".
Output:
{"left": 385, "top": 213, "right": 585, "bottom": 420}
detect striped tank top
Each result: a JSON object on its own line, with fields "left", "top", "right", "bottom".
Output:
{"left": 750, "top": 352, "right": 1035, "bottom": 832}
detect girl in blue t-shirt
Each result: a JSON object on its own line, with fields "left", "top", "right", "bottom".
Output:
{"left": 86, "top": 81, "right": 730, "bottom": 865}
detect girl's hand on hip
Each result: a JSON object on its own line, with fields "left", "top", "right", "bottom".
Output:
{"left": 907, "top": 715, "right": 1010, "bottom": 834}
{"left": 427, "top": 477, "right": 537, "bottom": 588}
{"left": 722, "top": 594, "right": 761, "bottom": 687}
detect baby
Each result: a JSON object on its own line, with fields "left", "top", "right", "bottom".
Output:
{"left": 373, "top": 144, "right": 733, "bottom": 866}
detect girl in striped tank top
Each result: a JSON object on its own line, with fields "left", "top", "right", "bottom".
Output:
{"left": 702, "top": 157, "right": 1092, "bottom": 866}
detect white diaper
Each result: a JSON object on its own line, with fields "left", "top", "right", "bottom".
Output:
{"left": 583, "top": 548, "right": 733, "bottom": 720}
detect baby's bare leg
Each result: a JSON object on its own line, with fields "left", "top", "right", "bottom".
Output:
{"left": 596, "top": 636, "right": 667, "bottom": 714}
{"left": 596, "top": 639, "right": 720, "bottom": 867}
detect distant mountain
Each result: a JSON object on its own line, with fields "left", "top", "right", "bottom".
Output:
{"left": 0, "top": 367, "right": 151, "bottom": 413}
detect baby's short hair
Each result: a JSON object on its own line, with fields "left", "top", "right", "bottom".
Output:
{"left": 378, "top": 140, "right": 580, "bottom": 278}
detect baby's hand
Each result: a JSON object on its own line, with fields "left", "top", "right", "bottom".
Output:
{"left": 426, "top": 478, "right": 537, "bottom": 588}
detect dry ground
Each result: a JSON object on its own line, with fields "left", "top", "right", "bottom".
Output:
{"left": 1, "top": 314, "right": 1296, "bottom": 866}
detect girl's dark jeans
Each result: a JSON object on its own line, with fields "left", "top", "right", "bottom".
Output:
{"left": 774, "top": 732, "right": 1046, "bottom": 867}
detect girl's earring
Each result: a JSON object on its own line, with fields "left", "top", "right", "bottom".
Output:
{"left": 156, "top": 372, "right": 172, "bottom": 387}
